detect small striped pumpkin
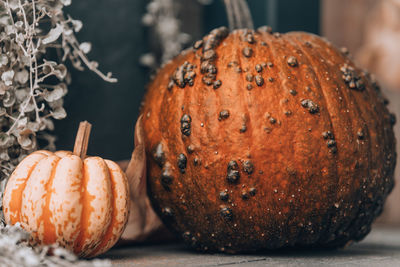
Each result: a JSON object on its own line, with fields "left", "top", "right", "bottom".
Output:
{"left": 2, "top": 122, "right": 130, "bottom": 257}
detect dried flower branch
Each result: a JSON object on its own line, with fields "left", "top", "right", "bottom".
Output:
{"left": 0, "top": 0, "right": 116, "bottom": 190}
{"left": 140, "top": 0, "right": 214, "bottom": 69}
{"left": 0, "top": 1, "right": 116, "bottom": 264}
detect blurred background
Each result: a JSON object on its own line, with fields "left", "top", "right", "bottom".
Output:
{"left": 58, "top": 0, "right": 400, "bottom": 223}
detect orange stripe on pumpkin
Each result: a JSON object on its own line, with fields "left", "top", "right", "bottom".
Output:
{"left": 3, "top": 153, "right": 48, "bottom": 225}
{"left": 40, "top": 157, "right": 61, "bottom": 244}
{"left": 49, "top": 155, "right": 83, "bottom": 249}
{"left": 87, "top": 160, "right": 130, "bottom": 257}
{"left": 20, "top": 155, "right": 60, "bottom": 242}
{"left": 73, "top": 162, "right": 95, "bottom": 255}
{"left": 74, "top": 157, "right": 113, "bottom": 257}
{"left": 86, "top": 166, "right": 117, "bottom": 257}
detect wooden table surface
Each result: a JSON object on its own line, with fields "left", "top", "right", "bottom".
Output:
{"left": 102, "top": 226, "right": 400, "bottom": 266}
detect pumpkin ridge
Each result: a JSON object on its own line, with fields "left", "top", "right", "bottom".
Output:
{"left": 215, "top": 32, "right": 246, "bottom": 243}
{"left": 219, "top": 33, "right": 245, "bottom": 249}
{"left": 293, "top": 37, "right": 348, "bottom": 244}
{"left": 283, "top": 34, "right": 328, "bottom": 246}
{"left": 254, "top": 32, "right": 292, "bottom": 248}
{"left": 332, "top": 88, "right": 381, "bottom": 243}
{"left": 358, "top": 65, "right": 396, "bottom": 182}
{"left": 234, "top": 30, "right": 254, "bottom": 147}
{"left": 292, "top": 36, "right": 364, "bottom": 245}
{"left": 49, "top": 155, "right": 84, "bottom": 249}
{"left": 374, "top": 82, "right": 397, "bottom": 196}
{"left": 166, "top": 55, "right": 194, "bottom": 236}
{"left": 40, "top": 156, "right": 61, "bottom": 244}
{"left": 284, "top": 35, "right": 337, "bottom": 245}
{"left": 211, "top": 35, "right": 232, "bottom": 233}
{"left": 180, "top": 47, "right": 218, "bottom": 244}
{"left": 341, "top": 70, "right": 391, "bottom": 241}
{"left": 86, "top": 163, "right": 116, "bottom": 257}
{"left": 312, "top": 39, "right": 375, "bottom": 244}
{"left": 235, "top": 32, "right": 258, "bottom": 243}
{"left": 5, "top": 153, "right": 47, "bottom": 224}
{"left": 78, "top": 157, "right": 113, "bottom": 257}
{"left": 286, "top": 34, "right": 331, "bottom": 246}
{"left": 304, "top": 39, "right": 360, "bottom": 245}
{"left": 288, "top": 35, "right": 341, "bottom": 245}
{"left": 375, "top": 84, "right": 397, "bottom": 194}
{"left": 309, "top": 38, "right": 378, "bottom": 244}
{"left": 180, "top": 51, "right": 206, "bottom": 236}
{"left": 270, "top": 36, "right": 302, "bottom": 247}
{"left": 295, "top": 37, "right": 350, "bottom": 245}
{"left": 220, "top": 32, "right": 254, "bottom": 243}
{"left": 191, "top": 50, "right": 212, "bottom": 213}
{"left": 20, "top": 155, "right": 60, "bottom": 242}
{"left": 73, "top": 160, "right": 89, "bottom": 254}
{"left": 153, "top": 55, "right": 182, "bottom": 186}
{"left": 241, "top": 31, "right": 275, "bottom": 248}
{"left": 270, "top": 33, "right": 311, "bottom": 246}
{"left": 99, "top": 160, "right": 130, "bottom": 255}
{"left": 144, "top": 70, "right": 167, "bottom": 234}
{"left": 265, "top": 33, "right": 319, "bottom": 247}
{"left": 250, "top": 32, "right": 289, "bottom": 247}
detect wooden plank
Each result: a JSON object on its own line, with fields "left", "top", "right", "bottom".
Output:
{"left": 104, "top": 227, "right": 400, "bottom": 266}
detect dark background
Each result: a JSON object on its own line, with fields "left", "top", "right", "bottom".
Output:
{"left": 56, "top": 0, "right": 320, "bottom": 161}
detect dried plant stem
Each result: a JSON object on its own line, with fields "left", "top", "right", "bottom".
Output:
{"left": 224, "top": 0, "right": 235, "bottom": 31}
{"left": 4, "top": 0, "right": 38, "bottom": 135}
{"left": 223, "top": 0, "right": 254, "bottom": 30}
{"left": 67, "top": 35, "right": 117, "bottom": 83}
{"left": 73, "top": 121, "right": 92, "bottom": 159}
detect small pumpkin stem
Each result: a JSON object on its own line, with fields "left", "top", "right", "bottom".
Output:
{"left": 223, "top": 0, "right": 254, "bottom": 30}
{"left": 73, "top": 121, "right": 92, "bottom": 159}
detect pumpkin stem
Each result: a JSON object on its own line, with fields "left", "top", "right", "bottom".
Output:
{"left": 73, "top": 121, "right": 92, "bottom": 159}
{"left": 223, "top": 0, "right": 254, "bottom": 30}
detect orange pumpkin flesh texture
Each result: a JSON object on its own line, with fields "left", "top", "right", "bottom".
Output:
{"left": 141, "top": 27, "right": 397, "bottom": 252}
{"left": 3, "top": 150, "right": 130, "bottom": 257}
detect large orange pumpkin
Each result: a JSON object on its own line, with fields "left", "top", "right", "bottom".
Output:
{"left": 141, "top": 27, "right": 397, "bottom": 252}
{"left": 3, "top": 122, "right": 130, "bottom": 257}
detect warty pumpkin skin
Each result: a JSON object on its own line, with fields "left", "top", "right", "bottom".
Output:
{"left": 141, "top": 27, "right": 397, "bottom": 253}
{"left": 3, "top": 150, "right": 130, "bottom": 257}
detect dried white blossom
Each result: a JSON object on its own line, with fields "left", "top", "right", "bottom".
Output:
{"left": 42, "top": 23, "right": 64, "bottom": 44}
{"left": 14, "top": 69, "right": 29, "bottom": 84}
{"left": 70, "top": 19, "right": 83, "bottom": 32}
{"left": 141, "top": 0, "right": 213, "bottom": 68}
{"left": 141, "top": 0, "right": 190, "bottom": 66}
{"left": 0, "top": 55, "right": 9, "bottom": 67}
{"left": 1, "top": 70, "right": 14, "bottom": 86}
{"left": 50, "top": 107, "right": 67, "bottom": 120}
{"left": 139, "top": 53, "right": 156, "bottom": 68}
{"left": 79, "top": 42, "right": 92, "bottom": 54}
{"left": 0, "top": 223, "right": 111, "bottom": 266}
{"left": 61, "top": 0, "right": 71, "bottom": 6}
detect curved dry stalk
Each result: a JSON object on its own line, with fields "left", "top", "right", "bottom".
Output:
{"left": 223, "top": 0, "right": 254, "bottom": 30}
{"left": 121, "top": 115, "right": 170, "bottom": 242}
